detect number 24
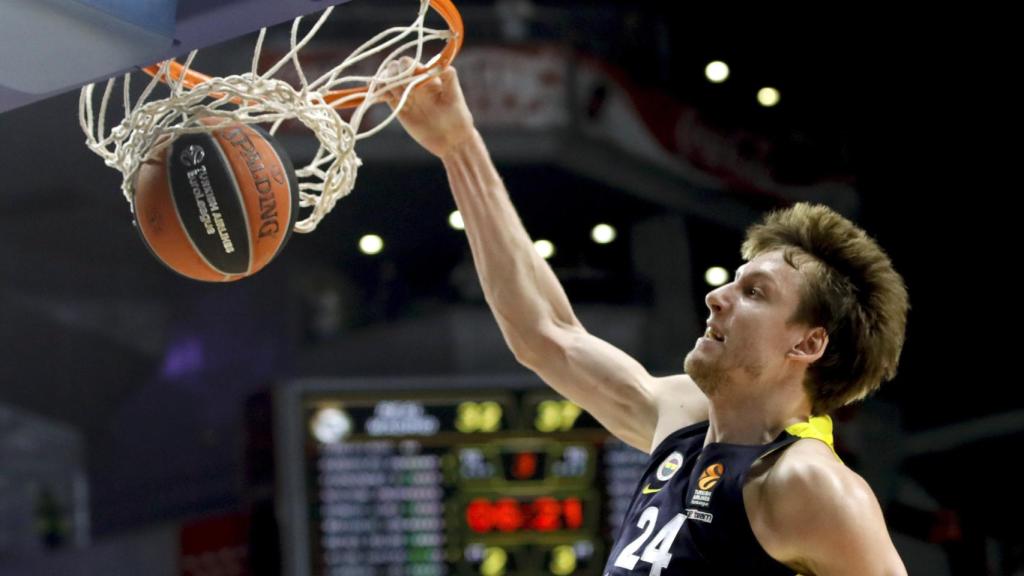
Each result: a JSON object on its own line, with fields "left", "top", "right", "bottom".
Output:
{"left": 613, "top": 506, "right": 686, "bottom": 576}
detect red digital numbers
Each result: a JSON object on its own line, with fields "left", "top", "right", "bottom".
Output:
{"left": 530, "top": 497, "right": 560, "bottom": 532}
{"left": 494, "top": 499, "right": 521, "bottom": 532}
{"left": 563, "top": 497, "right": 583, "bottom": 530}
{"left": 511, "top": 452, "right": 538, "bottom": 480}
{"left": 464, "top": 497, "right": 584, "bottom": 533}
{"left": 466, "top": 499, "right": 493, "bottom": 533}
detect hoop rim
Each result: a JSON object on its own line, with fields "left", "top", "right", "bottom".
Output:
{"left": 140, "top": 0, "right": 463, "bottom": 110}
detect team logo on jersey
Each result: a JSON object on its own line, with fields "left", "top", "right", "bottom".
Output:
{"left": 656, "top": 451, "right": 684, "bottom": 481}
{"left": 641, "top": 451, "right": 684, "bottom": 495}
{"left": 690, "top": 463, "right": 725, "bottom": 508}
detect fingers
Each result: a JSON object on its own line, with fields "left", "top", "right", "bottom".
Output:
{"left": 381, "top": 57, "right": 419, "bottom": 108}
{"left": 382, "top": 60, "right": 410, "bottom": 109}
{"left": 397, "top": 56, "right": 416, "bottom": 74}
{"left": 439, "top": 66, "right": 458, "bottom": 84}
{"left": 380, "top": 57, "right": 458, "bottom": 111}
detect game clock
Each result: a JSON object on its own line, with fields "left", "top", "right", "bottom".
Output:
{"left": 276, "top": 378, "right": 648, "bottom": 576}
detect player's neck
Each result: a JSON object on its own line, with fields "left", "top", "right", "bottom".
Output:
{"left": 703, "top": 385, "right": 812, "bottom": 447}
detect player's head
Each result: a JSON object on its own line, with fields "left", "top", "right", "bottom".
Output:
{"left": 685, "top": 203, "right": 908, "bottom": 415}
{"left": 743, "top": 203, "right": 908, "bottom": 414}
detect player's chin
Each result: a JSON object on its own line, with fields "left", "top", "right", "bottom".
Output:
{"left": 682, "top": 349, "right": 702, "bottom": 374}
{"left": 684, "top": 353, "right": 723, "bottom": 393}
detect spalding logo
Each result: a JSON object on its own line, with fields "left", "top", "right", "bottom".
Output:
{"left": 180, "top": 145, "right": 206, "bottom": 167}
{"left": 270, "top": 164, "right": 286, "bottom": 185}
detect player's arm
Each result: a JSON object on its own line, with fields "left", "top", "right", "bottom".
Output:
{"left": 760, "top": 452, "right": 907, "bottom": 576}
{"left": 386, "top": 64, "right": 707, "bottom": 452}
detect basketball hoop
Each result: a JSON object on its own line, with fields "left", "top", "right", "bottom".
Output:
{"left": 80, "top": 0, "right": 463, "bottom": 233}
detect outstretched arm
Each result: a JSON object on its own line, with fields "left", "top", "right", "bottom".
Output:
{"left": 386, "top": 64, "right": 707, "bottom": 451}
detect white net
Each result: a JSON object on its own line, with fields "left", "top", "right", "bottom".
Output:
{"left": 80, "top": 0, "right": 455, "bottom": 233}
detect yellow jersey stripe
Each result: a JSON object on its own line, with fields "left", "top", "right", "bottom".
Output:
{"left": 784, "top": 415, "right": 842, "bottom": 463}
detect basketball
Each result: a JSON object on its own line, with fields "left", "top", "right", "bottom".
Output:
{"left": 132, "top": 122, "right": 299, "bottom": 282}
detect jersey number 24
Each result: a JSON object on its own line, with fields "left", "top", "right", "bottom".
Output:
{"left": 613, "top": 506, "right": 686, "bottom": 576}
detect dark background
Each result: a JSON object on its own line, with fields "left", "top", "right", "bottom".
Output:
{"left": 0, "top": 2, "right": 1014, "bottom": 574}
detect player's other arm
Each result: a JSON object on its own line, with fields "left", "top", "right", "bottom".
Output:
{"left": 387, "top": 65, "right": 707, "bottom": 452}
{"left": 760, "top": 452, "right": 907, "bottom": 576}
{"left": 446, "top": 131, "right": 669, "bottom": 451}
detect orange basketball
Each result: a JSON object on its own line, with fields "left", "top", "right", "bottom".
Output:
{"left": 132, "top": 123, "right": 298, "bottom": 282}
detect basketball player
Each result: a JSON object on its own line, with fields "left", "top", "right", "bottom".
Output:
{"left": 387, "top": 62, "right": 909, "bottom": 575}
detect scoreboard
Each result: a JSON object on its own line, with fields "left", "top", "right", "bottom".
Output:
{"left": 275, "top": 377, "right": 649, "bottom": 576}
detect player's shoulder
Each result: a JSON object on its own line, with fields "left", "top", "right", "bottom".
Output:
{"left": 763, "top": 438, "right": 873, "bottom": 515}
{"left": 753, "top": 438, "right": 881, "bottom": 564}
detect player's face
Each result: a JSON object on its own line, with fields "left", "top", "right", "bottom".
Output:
{"left": 684, "top": 250, "right": 811, "bottom": 395}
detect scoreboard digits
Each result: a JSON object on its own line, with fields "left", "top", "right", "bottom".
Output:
{"left": 298, "top": 389, "right": 644, "bottom": 576}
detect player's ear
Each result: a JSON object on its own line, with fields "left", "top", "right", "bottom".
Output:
{"left": 788, "top": 327, "right": 828, "bottom": 365}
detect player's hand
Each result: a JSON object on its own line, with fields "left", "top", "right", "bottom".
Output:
{"left": 383, "top": 57, "right": 476, "bottom": 159}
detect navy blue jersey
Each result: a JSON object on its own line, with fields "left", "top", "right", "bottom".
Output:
{"left": 603, "top": 417, "right": 838, "bottom": 575}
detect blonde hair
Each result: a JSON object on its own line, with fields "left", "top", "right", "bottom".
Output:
{"left": 742, "top": 203, "right": 909, "bottom": 414}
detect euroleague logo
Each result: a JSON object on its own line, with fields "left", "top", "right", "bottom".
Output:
{"left": 698, "top": 463, "right": 725, "bottom": 490}
{"left": 180, "top": 145, "right": 206, "bottom": 167}
{"left": 690, "top": 462, "right": 725, "bottom": 508}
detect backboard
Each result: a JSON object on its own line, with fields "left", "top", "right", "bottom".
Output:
{"left": 0, "top": 0, "right": 352, "bottom": 113}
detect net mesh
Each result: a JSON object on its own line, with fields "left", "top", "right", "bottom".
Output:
{"left": 80, "top": 0, "right": 453, "bottom": 233}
